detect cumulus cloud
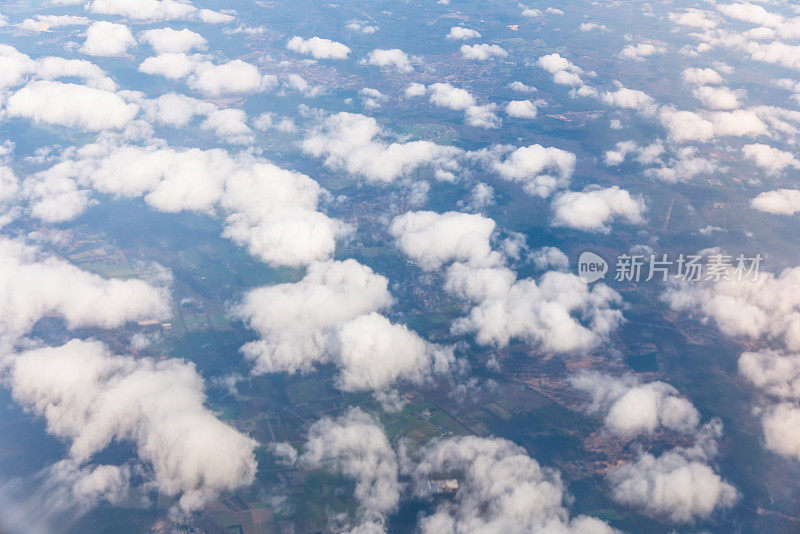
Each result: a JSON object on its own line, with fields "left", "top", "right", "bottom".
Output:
{"left": 467, "top": 182, "right": 495, "bottom": 209}
{"left": 670, "top": 9, "right": 718, "bottom": 29}
{"left": 644, "top": 146, "right": 718, "bottom": 183}
{"left": 286, "top": 36, "right": 350, "bottom": 59}
{"left": 405, "top": 82, "right": 426, "bottom": 97}
{"left": 606, "top": 421, "right": 737, "bottom": 522}
{"left": 302, "top": 112, "right": 461, "bottom": 183}
{"left": 446, "top": 26, "right": 480, "bottom": 40}
{"left": 26, "top": 140, "right": 345, "bottom": 267}
{"left": 0, "top": 237, "right": 169, "bottom": 346}
{"left": 663, "top": 266, "right": 800, "bottom": 351}
{"left": 682, "top": 67, "right": 724, "bottom": 85}
{"left": 346, "top": 20, "right": 378, "bottom": 34}
{"left": 761, "top": 403, "right": 800, "bottom": 460}
{"left": 7, "top": 81, "right": 138, "bottom": 131}
{"left": 336, "top": 312, "right": 452, "bottom": 392}
{"left": 361, "top": 48, "right": 412, "bottom": 72}
{"left": 658, "top": 109, "right": 715, "bottom": 142}
{"left": 298, "top": 409, "right": 399, "bottom": 532}
{"left": 423, "top": 83, "right": 501, "bottom": 128}
{"left": 139, "top": 53, "right": 275, "bottom": 96}
{"left": 427, "top": 82, "right": 474, "bottom": 109}
{"left": 390, "top": 211, "right": 623, "bottom": 352}
{"left": 8, "top": 339, "right": 257, "bottom": 511}
{"left": 234, "top": 260, "right": 449, "bottom": 390}
{"left": 460, "top": 43, "right": 508, "bottom": 60}
{"left": 19, "top": 15, "right": 91, "bottom": 32}
{"left": 86, "top": 0, "right": 232, "bottom": 23}
{"left": 413, "top": 436, "right": 616, "bottom": 533}
{"left": 234, "top": 259, "right": 391, "bottom": 374}
{"left": 464, "top": 103, "right": 501, "bottom": 129}
{"left": 739, "top": 350, "right": 800, "bottom": 401}
{"left": 620, "top": 42, "right": 666, "bottom": 61}
{"left": 551, "top": 186, "right": 646, "bottom": 233}
{"left": 743, "top": 143, "right": 800, "bottom": 174}
{"left": 570, "top": 372, "right": 700, "bottom": 437}
{"left": 505, "top": 99, "right": 538, "bottom": 118}
{"left": 538, "top": 53, "right": 585, "bottom": 87}
{"left": 693, "top": 85, "right": 740, "bottom": 110}
{"left": 739, "top": 350, "right": 800, "bottom": 461}
{"left": 602, "top": 84, "right": 658, "bottom": 115}
{"left": 79, "top": 21, "right": 136, "bottom": 57}
{"left": 752, "top": 189, "right": 800, "bottom": 215}
{"left": 450, "top": 268, "right": 623, "bottom": 351}
{"left": 389, "top": 211, "right": 500, "bottom": 270}
{"left": 479, "top": 144, "right": 576, "bottom": 197}
{"left": 139, "top": 27, "right": 207, "bottom": 53}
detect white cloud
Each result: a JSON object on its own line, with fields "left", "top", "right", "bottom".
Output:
{"left": 482, "top": 143, "right": 576, "bottom": 197}
{"left": 79, "top": 21, "right": 136, "bottom": 57}
{"left": 468, "top": 182, "right": 495, "bottom": 209}
{"left": 460, "top": 43, "right": 508, "bottom": 60}
{"left": 644, "top": 146, "right": 717, "bottom": 183}
{"left": 658, "top": 109, "right": 715, "bottom": 142}
{"left": 405, "top": 82, "right": 426, "bottom": 97}
{"left": 28, "top": 140, "right": 345, "bottom": 267}
{"left": 709, "top": 110, "right": 767, "bottom": 137}
{"left": 19, "top": 15, "right": 91, "bottom": 32}
{"left": 414, "top": 436, "right": 615, "bottom": 533}
{"left": 0, "top": 237, "right": 169, "bottom": 345}
{"left": 8, "top": 339, "right": 257, "bottom": 512}
{"left": 579, "top": 22, "right": 607, "bottom": 31}
{"left": 86, "top": 0, "right": 232, "bottom": 23}
{"left": 389, "top": 211, "right": 501, "bottom": 270}
{"left": 509, "top": 81, "right": 537, "bottom": 93}
{"left": 604, "top": 140, "right": 638, "bottom": 166}
{"left": 361, "top": 48, "right": 412, "bottom": 72}
{"left": 346, "top": 20, "right": 378, "bottom": 34}
{"left": 663, "top": 266, "right": 800, "bottom": 351}
{"left": 235, "top": 260, "right": 449, "bottom": 392}
{"left": 670, "top": 9, "right": 718, "bottom": 29}
{"left": 620, "top": 42, "right": 666, "bottom": 61}
{"left": 447, "top": 26, "right": 480, "bottom": 40}
{"left": 428, "top": 82, "right": 475, "bottom": 109}
{"left": 464, "top": 103, "right": 501, "bottom": 128}
{"left": 286, "top": 36, "right": 350, "bottom": 59}
{"left": 570, "top": 372, "right": 700, "bottom": 437}
{"left": 762, "top": 403, "right": 800, "bottom": 460}
{"left": 253, "top": 112, "right": 296, "bottom": 132}
{"left": 693, "top": 85, "right": 740, "bottom": 110}
{"left": 743, "top": 143, "right": 800, "bottom": 174}
{"left": 602, "top": 84, "right": 657, "bottom": 115}
{"left": 505, "top": 99, "right": 538, "bottom": 118}
{"left": 606, "top": 421, "right": 737, "bottom": 522}
{"left": 752, "top": 189, "right": 800, "bottom": 215}
{"left": 139, "top": 27, "right": 207, "bottom": 53}
{"left": 682, "top": 67, "right": 723, "bottom": 85}
{"left": 551, "top": 186, "right": 646, "bottom": 233}
{"left": 7, "top": 81, "right": 139, "bottom": 131}
{"left": 450, "top": 269, "right": 624, "bottom": 351}
{"left": 234, "top": 259, "right": 392, "bottom": 374}
{"left": 35, "top": 56, "right": 117, "bottom": 91}
{"left": 336, "top": 312, "right": 452, "bottom": 392}
{"left": 390, "top": 211, "right": 623, "bottom": 352}
{"left": 299, "top": 409, "right": 399, "bottom": 532}
{"left": 531, "top": 246, "right": 569, "bottom": 271}
{"left": 538, "top": 53, "right": 584, "bottom": 86}
{"left": 140, "top": 53, "right": 275, "bottom": 96}
{"left": 302, "top": 112, "right": 461, "bottom": 183}
{"left": 739, "top": 350, "right": 800, "bottom": 400}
